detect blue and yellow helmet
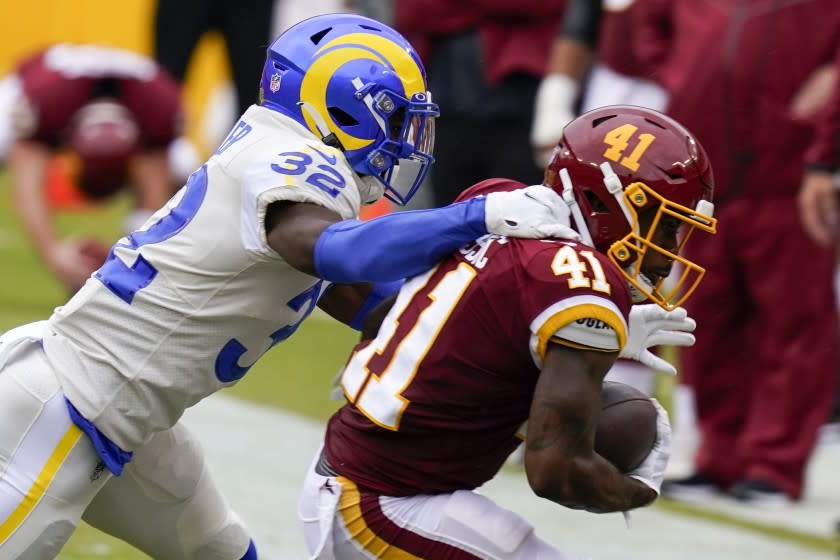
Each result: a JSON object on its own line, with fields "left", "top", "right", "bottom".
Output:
{"left": 260, "top": 13, "right": 439, "bottom": 205}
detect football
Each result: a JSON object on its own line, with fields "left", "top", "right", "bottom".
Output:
{"left": 594, "top": 381, "right": 658, "bottom": 472}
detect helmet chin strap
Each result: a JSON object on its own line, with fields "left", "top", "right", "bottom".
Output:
{"left": 599, "top": 162, "right": 637, "bottom": 236}
{"left": 357, "top": 174, "right": 386, "bottom": 205}
{"left": 297, "top": 100, "right": 344, "bottom": 150}
{"left": 626, "top": 271, "right": 655, "bottom": 303}
{"left": 559, "top": 168, "right": 594, "bottom": 247}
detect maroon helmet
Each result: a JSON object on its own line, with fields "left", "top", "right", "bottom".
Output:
{"left": 545, "top": 105, "right": 717, "bottom": 310}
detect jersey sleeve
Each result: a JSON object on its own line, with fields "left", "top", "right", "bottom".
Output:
{"left": 239, "top": 139, "right": 362, "bottom": 256}
{"left": 521, "top": 241, "right": 632, "bottom": 367}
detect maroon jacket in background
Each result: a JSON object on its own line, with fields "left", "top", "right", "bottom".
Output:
{"left": 395, "top": 0, "right": 567, "bottom": 84}
{"left": 633, "top": 0, "right": 840, "bottom": 200}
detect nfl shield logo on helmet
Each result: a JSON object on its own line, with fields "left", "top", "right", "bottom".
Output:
{"left": 269, "top": 73, "right": 281, "bottom": 93}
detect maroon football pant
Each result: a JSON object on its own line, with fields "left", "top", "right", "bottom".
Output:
{"left": 680, "top": 197, "right": 837, "bottom": 499}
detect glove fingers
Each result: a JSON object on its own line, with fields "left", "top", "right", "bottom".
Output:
{"left": 638, "top": 351, "right": 677, "bottom": 375}
{"left": 647, "top": 331, "right": 695, "bottom": 348}
{"left": 647, "top": 318, "right": 696, "bottom": 333}
{"left": 657, "top": 318, "right": 697, "bottom": 332}
{"left": 663, "top": 307, "right": 688, "bottom": 321}
{"left": 538, "top": 224, "right": 582, "bottom": 240}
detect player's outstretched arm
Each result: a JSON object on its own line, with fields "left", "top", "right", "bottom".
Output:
{"left": 524, "top": 343, "right": 657, "bottom": 513}
{"left": 10, "top": 140, "right": 94, "bottom": 291}
{"left": 265, "top": 186, "right": 578, "bottom": 284}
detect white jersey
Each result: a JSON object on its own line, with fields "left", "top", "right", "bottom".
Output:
{"left": 42, "top": 106, "right": 362, "bottom": 450}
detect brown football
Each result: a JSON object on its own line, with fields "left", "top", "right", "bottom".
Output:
{"left": 594, "top": 381, "right": 658, "bottom": 472}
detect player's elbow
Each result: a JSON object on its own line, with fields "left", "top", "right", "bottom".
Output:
{"left": 524, "top": 453, "right": 576, "bottom": 503}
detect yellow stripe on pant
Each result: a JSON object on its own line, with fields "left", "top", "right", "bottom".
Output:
{"left": 336, "top": 476, "right": 422, "bottom": 560}
{"left": 0, "top": 424, "right": 83, "bottom": 544}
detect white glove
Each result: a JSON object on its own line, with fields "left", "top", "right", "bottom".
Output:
{"left": 484, "top": 185, "right": 581, "bottom": 240}
{"left": 627, "top": 398, "right": 671, "bottom": 495}
{"left": 619, "top": 304, "right": 696, "bottom": 375}
{"left": 531, "top": 73, "right": 579, "bottom": 168}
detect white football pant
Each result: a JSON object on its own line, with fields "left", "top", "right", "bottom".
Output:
{"left": 298, "top": 447, "right": 585, "bottom": 560}
{"left": 0, "top": 324, "right": 252, "bottom": 559}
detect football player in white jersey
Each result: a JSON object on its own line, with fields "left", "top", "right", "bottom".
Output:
{"left": 0, "top": 13, "right": 580, "bottom": 560}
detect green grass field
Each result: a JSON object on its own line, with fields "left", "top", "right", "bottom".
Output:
{"left": 0, "top": 171, "right": 357, "bottom": 558}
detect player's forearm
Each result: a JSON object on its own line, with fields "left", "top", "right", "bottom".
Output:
{"left": 527, "top": 451, "right": 654, "bottom": 512}
{"left": 9, "top": 141, "right": 58, "bottom": 260}
{"left": 563, "top": 455, "right": 657, "bottom": 513}
{"left": 313, "top": 198, "right": 487, "bottom": 283}
{"left": 544, "top": 40, "right": 594, "bottom": 83}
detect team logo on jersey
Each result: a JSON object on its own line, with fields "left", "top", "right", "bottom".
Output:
{"left": 270, "top": 73, "right": 282, "bottom": 93}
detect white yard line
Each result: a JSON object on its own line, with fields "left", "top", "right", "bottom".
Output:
{"left": 182, "top": 395, "right": 835, "bottom": 560}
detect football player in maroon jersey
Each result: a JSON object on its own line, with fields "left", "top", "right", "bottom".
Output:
{"left": 299, "top": 105, "right": 717, "bottom": 559}
{"left": 7, "top": 44, "right": 183, "bottom": 293}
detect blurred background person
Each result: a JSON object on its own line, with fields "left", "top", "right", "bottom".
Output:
{"left": 7, "top": 43, "right": 183, "bottom": 294}
{"left": 796, "top": 49, "right": 840, "bottom": 448}
{"left": 395, "top": 0, "right": 567, "bottom": 207}
{"left": 635, "top": 0, "right": 840, "bottom": 506}
{"left": 152, "top": 0, "right": 277, "bottom": 176}
{"left": 531, "top": 0, "right": 668, "bottom": 168}
{"left": 153, "top": 0, "right": 275, "bottom": 122}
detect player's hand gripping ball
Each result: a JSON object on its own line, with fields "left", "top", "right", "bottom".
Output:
{"left": 594, "top": 381, "right": 658, "bottom": 472}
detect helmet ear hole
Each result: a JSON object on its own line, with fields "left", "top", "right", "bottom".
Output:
{"left": 328, "top": 107, "right": 359, "bottom": 126}
{"left": 585, "top": 190, "right": 609, "bottom": 213}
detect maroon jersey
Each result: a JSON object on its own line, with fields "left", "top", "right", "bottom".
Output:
{"left": 598, "top": 1, "right": 646, "bottom": 78}
{"left": 13, "top": 44, "right": 182, "bottom": 149}
{"left": 326, "top": 234, "right": 632, "bottom": 496}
